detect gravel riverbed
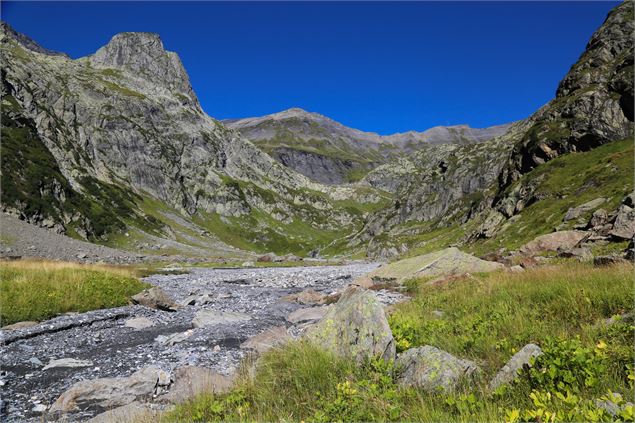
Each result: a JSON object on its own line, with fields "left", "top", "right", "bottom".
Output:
{"left": 0, "top": 263, "right": 393, "bottom": 422}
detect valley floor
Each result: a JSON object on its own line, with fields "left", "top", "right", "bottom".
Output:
{"left": 0, "top": 263, "right": 384, "bottom": 422}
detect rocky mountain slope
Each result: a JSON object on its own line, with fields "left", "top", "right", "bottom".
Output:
{"left": 0, "top": 2, "right": 632, "bottom": 261}
{"left": 352, "top": 1, "right": 633, "bottom": 259}
{"left": 224, "top": 108, "right": 511, "bottom": 184}
{"left": 0, "top": 25, "right": 387, "bottom": 257}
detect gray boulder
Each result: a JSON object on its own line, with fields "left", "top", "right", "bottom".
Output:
{"left": 306, "top": 288, "right": 395, "bottom": 363}
{"left": 160, "top": 366, "right": 234, "bottom": 404}
{"left": 396, "top": 345, "right": 480, "bottom": 392}
{"left": 489, "top": 344, "right": 542, "bottom": 390}
{"left": 520, "top": 231, "right": 587, "bottom": 255}
{"left": 240, "top": 326, "right": 291, "bottom": 354}
{"left": 131, "top": 287, "right": 180, "bottom": 312}
{"left": 43, "top": 358, "right": 94, "bottom": 371}
{"left": 610, "top": 204, "right": 635, "bottom": 240}
{"left": 563, "top": 198, "right": 605, "bottom": 221}
{"left": 50, "top": 367, "right": 170, "bottom": 413}
{"left": 192, "top": 310, "right": 251, "bottom": 328}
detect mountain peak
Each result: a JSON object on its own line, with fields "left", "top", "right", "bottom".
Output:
{"left": 89, "top": 31, "right": 197, "bottom": 102}
{"left": 0, "top": 21, "right": 69, "bottom": 58}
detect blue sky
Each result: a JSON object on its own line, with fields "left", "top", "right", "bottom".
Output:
{"left": 2, "top": 1, "right": 619, "bottom": 134}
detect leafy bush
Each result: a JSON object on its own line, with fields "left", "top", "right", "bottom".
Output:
{"left": 521, "top": 337, "right": 605, "bottom": 393}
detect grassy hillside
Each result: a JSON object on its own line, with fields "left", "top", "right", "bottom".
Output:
{"left": 378, "top": 138, "right": 633, "bottom": 259}
{"left": 167, "top": 262, "right": 633, "bottom": 422}
{"left": 0, "top": 260, "right": 148, "bottom": 325}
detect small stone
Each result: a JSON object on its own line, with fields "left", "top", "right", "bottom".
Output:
{"left": 213, "top": 345, "right": 221, "bottom": 352}
{"left": 2, "top": 321, "right": 39, "bottom": 331}
{"left": 124, "top": 317, "right": 155, "bottom": 330}
{"left": 31, "top": 404, "right": 47, "bottom": 413}
{"left": 192, "top": 310, "right": 251, "bottom": 328}
{"left": 29, "top": 357, "right": 43, "bottom": 366}
{"left": 43, "top": 358, "right": 94, "bottom": 370}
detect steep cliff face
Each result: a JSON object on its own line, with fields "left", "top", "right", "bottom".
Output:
{"left": 225, "top": 108, "right": 511, "bottom": 184}
{"left": 358, "top": 1, "right": 634, "bottom": 258}
{"left": 0, "top": 26, "right": 384, "bottom": 254}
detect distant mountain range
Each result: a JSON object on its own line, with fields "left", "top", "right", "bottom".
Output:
{"left": 224, "top": 108, "right": 512, "bottom": 184}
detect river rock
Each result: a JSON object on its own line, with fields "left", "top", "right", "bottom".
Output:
{"left": 161, "top": 366, "right": 234, "bottom": 404}
{"left": 131, "top": 287, "right": 180, "bottom": 312}
{"left": 489, "top": 344, "right": 542, "bottom": 390}
{"left": 124, "top": 317, "right": 155, "bottom": 330}
{"left": 155, "top": 330, "right": 193, "bottom": 346}
{"left": 2, "top": 321, "right": 38, "bottom": 331}
{"left": 281, "top": 288, "right": 327, "bottom": 305}
{"left": 396, "top": 345, "right": 480, "bottom": 392}
{"left": 50, "top": 366, "right": 168, "bottom": 413}
{"left": 520, "top": 230, "right": 587, "bottom": 255}
{"left": 357, "top": 247, "right": 504, "bottom": 284}
{"left": 192, "top": 310, "right": 251, "bottom": 328}
{"left": 286, "top": 306, "right": 330, "bottom": 324}
{"left": 43, "top": 358, "right": 94, "bottom": 370}
{"left": 306, "top": 288, "right": 395, "bottom": 363}
{"left": 240, "top": 326, "right": 291, "bottom": 354}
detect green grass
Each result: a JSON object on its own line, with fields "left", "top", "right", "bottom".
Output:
{"left": 167, "top": 262, "right": 634, "bottom": 422}
{"left": 0, "top": 260, "right": 149, "bottom": 325}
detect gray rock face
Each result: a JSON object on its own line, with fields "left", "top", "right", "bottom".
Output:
{"left": 90, "top": 32, "right": 198, "bottom": 107}
{"left": 396, "top": 346, "right": 480, "bottom": 392}
{"left": 131, "top": 287, "right": 180, "bottom": 312}
{"left": 306, "top": 288, "right": 396, "bottom": 363}
{"left": 489, "top": 344, "right": 542, "bottom": 390}
{"left": 50, "top": 367, "right": 169, "bottom": 413}
{"left": 225, "top": 108, "right": 510, "bottom": 184}
{"left": 1, "top": 23, "right": 375, "bottom": 252}
{"left": 192, "top": 310, "right": 251, "bottom": 328}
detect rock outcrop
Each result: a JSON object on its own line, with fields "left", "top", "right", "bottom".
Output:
{"left": 131, "top": 287, "right": 180, "bottom": 312}
{"left": 50, "top": 367, "right": 170, "bottom": 413}
{"left": 306, "top": 288, "right": 396, "bottom": 363}
{"left": 396, "top": 346, "right": 480, "bottom": 392}
{"left": 359, "top": 247, "right": 504, "bottom": 284}
{"left": 489, "top": 344, "right": 543, "bottom": 390}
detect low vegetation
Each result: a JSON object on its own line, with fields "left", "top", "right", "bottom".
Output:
{"left": 0, "top": 259, "right": 149, "bottom": 325}
{"left": 168, "top": 262, "right": 633, "bottom": 422}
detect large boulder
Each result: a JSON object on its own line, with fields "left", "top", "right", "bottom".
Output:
{"left": 160, "top": 366, "right": 234, "bottom": 404}
{"left": 610, "top": 204, "right": 635, "bottom": 240}
{"left": 356, "top": 247, "right": 504, "bottom": 285}
{"left": 306, "top": 288, "right": 395, "bottom": 363}
{"left": 192, "top": 310, "right": 251, "bottom": 328}
{"left": 489, "top": 344, "right": 542, "bottom": 390}
{"left": 131, "top": 287, "right": 180, "bottom": 312}
{"left": 240, "top": 326, "right": 291, "bottom": 354}
{"left": 563, "top": 197, "right": 606, "bottom": 221}
{"left": 519, "top": 230, "right": 587, "bottom": 255}
{"left": 50, "top": 367, "right": 170, "bottom": 413}
{"left": 396, "top": 346, "right": 480, "bottom": 392}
